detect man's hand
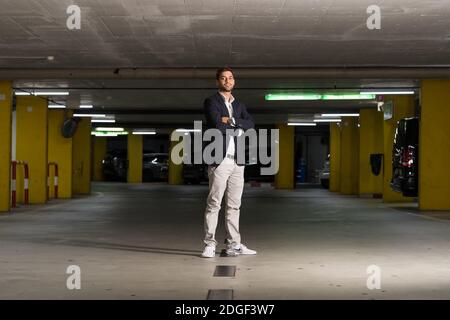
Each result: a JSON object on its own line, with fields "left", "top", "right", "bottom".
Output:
{"left": 221, "top": 117, "right": 230, "bottom": 124}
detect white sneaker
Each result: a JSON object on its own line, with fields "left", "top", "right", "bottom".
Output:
{"left": 201, "top": 245, "right": 216, "bottom": 258}
{"left": 226, "top": 243, "right": 257, "bottom": 256}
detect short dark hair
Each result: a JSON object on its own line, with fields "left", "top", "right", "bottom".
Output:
{"left": 216, "top": 67, "right": 234, "bottom": 80}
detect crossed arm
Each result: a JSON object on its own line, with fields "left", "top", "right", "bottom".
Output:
{"left": 204, "top": 98, "right": 255, "bottom": 134}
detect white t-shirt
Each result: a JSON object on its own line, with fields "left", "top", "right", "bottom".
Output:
{"left": 219, "top": 92, "right": 243, "bottom": 162}
{"left": 223, "top": 96, "right": 236, "bottom": 157}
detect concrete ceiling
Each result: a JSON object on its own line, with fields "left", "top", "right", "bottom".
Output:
{"left": 2, "top": 0, "right": 441, "bottom": 126}
{"left": 1, "top": 0, "right": 449, "bottom": 68}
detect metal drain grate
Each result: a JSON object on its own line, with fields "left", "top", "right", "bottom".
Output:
{"left": 207, "top": 289, "right": 234, "bottom": 300}
{"left": 213, "top": 265, "right": 236, "bottom": 277}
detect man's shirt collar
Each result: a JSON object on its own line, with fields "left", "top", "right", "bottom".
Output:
{"left": 218, "top": 91, "right": 235, "bottom": 104}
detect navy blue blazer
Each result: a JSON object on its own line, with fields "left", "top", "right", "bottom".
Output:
{"left": 204, "top": 92, "right": 255, "bottom": 166}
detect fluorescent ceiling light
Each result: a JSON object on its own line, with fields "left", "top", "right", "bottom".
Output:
{"left": 132, "top": 131, "right": 156, "bottom": 135}
{"left": 265, "top": 93, "right": 375, "bottom": 101}
{"left": 321, "top": 94, "right": 375, "bottom": 100}
{"left": 287, "top": 123, "right": 317, "bottom": 126}
{"left": 79, "top": 105, "right": 93, "bottom": 109}
{"left": 321, "top": 113, "right": 359, "bottom": 117}
{"left": 175, "top": 129, "right": 202, "bottom": 133}
{"left": 91, "top": 131, "right": 128, "bottom": 136}
{"left": 91, "top": 133, "right": 117, "bottom": 137}
{"left": 48, "top": 104, "right": 66, "bottom": 109}
{"left": 314, "top": 119, "right": 342, "bottom": 122}
{"left": 266, "top": 94, "right": 321, "bottom": 101}
{"left": 73, "top": 114, "right": 106, "bottom": 118}
{"left": 360, "top": 90, "right": 415, "bottom": 95}
{"left": 14, "top": 90, "right": 69, "bottom": 96}
{"left": 95, "top": 127, "right": 124, "bottom": 132}
{"left": 34, "top": 91, "right": 69, "bottom": 96}
{"left": 92, "top": 119, "right": 116, "bottom": 123}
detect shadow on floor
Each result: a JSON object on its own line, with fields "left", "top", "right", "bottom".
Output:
{"left": 35, "top": 238, "right": 201, "bottom": 257}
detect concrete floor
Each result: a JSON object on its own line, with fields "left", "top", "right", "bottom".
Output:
{"left": 1, "top": 182, "right": 450, "bottom": 300}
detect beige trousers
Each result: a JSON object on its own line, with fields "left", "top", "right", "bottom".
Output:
{"left": 203, "top": 158, "right": 245, "bottom": 247}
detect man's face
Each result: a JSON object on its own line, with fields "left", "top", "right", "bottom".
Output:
{"left": 216, "top": 71, "right": 235, "bottom": 92}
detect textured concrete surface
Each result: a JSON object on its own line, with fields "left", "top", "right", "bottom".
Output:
{"left": 1, "top": 182, "right": 450, "bottom": 300}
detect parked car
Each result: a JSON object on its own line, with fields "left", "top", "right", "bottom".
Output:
{"left": 143, "top": 153, "right": 169, "bottom": 182}
{"left": 319, "top": 154, "right": 330, "bottom": 189}
{"left": 390, "top": 117, "right": 419, "bottom": 197}
{"left": 102, "top": 151, "right": 168, "bottom": 182}
{"left": 183, "top": 163, "right": 208, "bottom": 184}
{"left": 243, "top": 156, "right": 274, "bottom": 182}
{"left": 102, "top": 150, "right": 128, "bottom": 181}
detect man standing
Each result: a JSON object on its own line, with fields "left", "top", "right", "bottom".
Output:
{"left": 201, "top": 67, "right": 257, "bottom": 258}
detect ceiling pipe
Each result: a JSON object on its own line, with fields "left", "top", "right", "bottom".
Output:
{"left": 2, "top": 67, "right": 450, "bottom": 79}
{"left": 76, "top": 104, "right": 378, "bottom": 115}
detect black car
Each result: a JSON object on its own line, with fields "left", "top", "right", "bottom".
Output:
{"left": 243, "top": 157, "right": 274, "bottom": 182}
{"left": 102, "top": 151, "right": 168, "bottom": 182}
{"left": 143, "top": 153, "right": 169, "bottom": 181}
{"left": 391, "top": 117, "right": 419, "bottom": 197}
{"left": 102, "top": 150, "right": 128, "bottom": 181}
{"left": 319, "top": 154, "right": 330, "bottom": 189}
{"left": 183, "top": 163, "right": 208, "bottom": 184}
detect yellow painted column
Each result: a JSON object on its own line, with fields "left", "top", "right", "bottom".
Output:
{"left": 127, "top": 134, "right": 143, "bottom": 183}
{"left": 72, "top": 118, "right": 91, "bottom": 195}
{"left": 92, "top": 137, "right": 107, "bottom": 182}
{"left": 168, "top": 133, "right": 183, "bottom": 185}
{"left": 0, "top": 81, "right": 13, "bottom": 212}
{"left": 383, "top": 95, "right": 415, "bottom": 203}
{"left": 274, "top": 123, "right": 294, "bottom": 189}
{"left": 359, "top": 109, "right": 384, "bottom": 196}
{"left": 329, "top": 123, "right": 341, "bottom": 192}
{"left": 340, "top": 117, "right": 359, "bottom": 195}
{"left": 16, "top": 96, "right": 48, "bottom": 204}
{"left": 419, "top": 80, "right": 450, "bottom": 210}
{"left": 48, "top": 110, "right": 73, "bottom": 199}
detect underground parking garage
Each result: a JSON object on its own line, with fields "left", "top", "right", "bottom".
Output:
{"left": 1, "top": 0, "right": 450, "bottom": 311}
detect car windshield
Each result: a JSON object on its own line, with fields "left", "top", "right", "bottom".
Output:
{"left": 105, "top": 150, "right": 126, "bottom": 159}
{"left": 144, "top": 155, "right": 168, "bottom": 164}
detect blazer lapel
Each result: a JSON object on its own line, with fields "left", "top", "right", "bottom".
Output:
{"left": 231, "top": 99, "right": 239, "bottom": 117}
{"left": 215, "top": 92, "right": 229, "bottom": 115}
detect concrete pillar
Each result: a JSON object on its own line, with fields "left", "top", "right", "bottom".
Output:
{"left": 48, "top": 110, "right": 73, "bottom": 199}
{"left": 383, "top": 95, "right": 415, "bottom": 203}
{"left": 0, "top": 81, "right": 13, "bottom": 212}
{"left": 72, "top": 118, "right": 91, "bottom": 195}
{"left": 92, "top": 137, "right": 107, "bottom": 182}
{"left": 329, "top": 123, "right": 341, "bottom": 192}
{"left": 274, "top": 124, "right": 295, "bottom": 189}
{"left": 359, "top": 109, "right": 384, "bottom": 196}
{"left": 16, "top": 96, "right": 48, "bottom": 204}
{"left": 168, "top": 133, "right": 183, "bottom": 185}
{"left": 127, "top": 134, "right": 143, "bottom": 183}
{"left": 340, "top": 117, "right": 359, "bottom": 195}
{"left": 419, "top": 80, "right": 450, "bottom": 210}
